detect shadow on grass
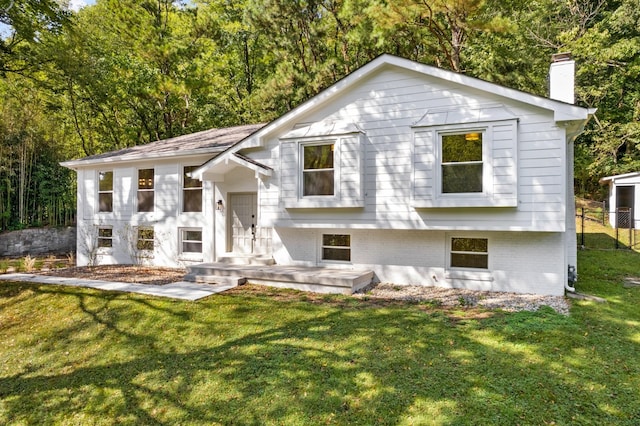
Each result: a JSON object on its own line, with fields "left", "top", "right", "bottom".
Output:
{"left": 0, "top": 280, "right": 639, "bottom": 424}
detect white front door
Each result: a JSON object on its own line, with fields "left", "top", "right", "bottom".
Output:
{"left": 229, "top": 193, "right": 256, "bottom": 254}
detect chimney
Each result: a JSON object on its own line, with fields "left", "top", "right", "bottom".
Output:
{"left": 549, "top": 52, "right": 575, "bottom": 104}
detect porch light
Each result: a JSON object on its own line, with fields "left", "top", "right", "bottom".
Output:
{"left": 216, "top": 199, "right": 224, "bottom": 212}
{"left": 465, "top": 132, "right": 481, "bottom": 141}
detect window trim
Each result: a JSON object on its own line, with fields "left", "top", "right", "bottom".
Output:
{"left": 438, "top": 129, "right": 488, "bottom": 198}
{"left": 412, "top": 118, "right": 519, "bottom": 209}
{"left": 97, "top": 170, "right": 114, "bottom": 213}
{"left": 137, "top": 168, "right": 155, "bottom": 213}
{"left": 320, "top": 233, "right": 351, "bottom": 263}
{"left": 300, "top": 141, "right": 337, "bottom": 199}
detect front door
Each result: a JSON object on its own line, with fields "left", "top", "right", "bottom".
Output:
{"left": 229, "top": 193, "right": 257, "bottom": 254}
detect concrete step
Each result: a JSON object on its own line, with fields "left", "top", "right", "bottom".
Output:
{"left": 184, "top": 263, "right": 374, "bottom": 295}
{"left": 216, "top": 253, "right": 275, "bottom": 266}
{"left": 183, "top": 273, "right": 246, "bottom": 286}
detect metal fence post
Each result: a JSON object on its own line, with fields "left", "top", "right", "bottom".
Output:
{"left": 616, "top": 210, "right": 620, "bottom": 249}
{"left": 581, "top": 207, "right": 585, "bottom": 247}
{"left": 630, "top": 208, "right": 633, "bottom": 249}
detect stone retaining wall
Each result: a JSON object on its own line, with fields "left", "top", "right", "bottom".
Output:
{"left": 0, "top": 227, "right": 76, "bottom": 257}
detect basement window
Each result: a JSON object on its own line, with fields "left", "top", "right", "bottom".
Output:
{"left": 97, "top": 227, "right": 113, "bottom": 248}
{"left": 450, "top": 237, "right": 488, "bottom": 269}
{"left": 137, "top": 227, "right": 155, "bottom": 251}
{"left": 322, "top": 234, "right": 351, "bottom": 262}
{"left": 180, "top": 228, "right": 203, "bottom": 254}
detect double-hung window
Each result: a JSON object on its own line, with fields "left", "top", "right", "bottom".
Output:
{"left": 183, "top": 166, "right": 202, "bottom": 212}
{"left": 450, "top": 237, "right": 488, "bottom": 269}
{"left": 137, "top": 227, "right": 154, "bottom": 251}
{"left": 322, "top": 234, "right": 351, "bottom": 262}
{"left": 303, "top": 143, "right": 335, "bottom": 196}
{"left": 137, "top": 169, "right": 154, "bottom": 212}
{"left": 180, "top": 228, "right": 202, "bottom": 254}
{"left": 441, "top": 132, "right": 483, "bottom": 194}
{"left": 98, "top": 171, "right": 113, "bottom": 212}
{"left": 97, "top": 227, "right": 113, "bottom": 248}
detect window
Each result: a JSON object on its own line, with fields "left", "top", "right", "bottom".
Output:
{"left": 181, "top": 228, "right": 202, "bottom": 254}
{"left": 441, "top": 132, "right": 483, "bottom": 193}
{"left": 322, "top": 234, "right": 350, "bottom": 262}
{"left": 137, "top": 227, "right": 154, "bottom": 251}
{"left": 97, "top": 227, "right": 113, "bottom": 248}
{"left": 137, "top": 169, "right": 154, "bottom": 212}
{"left": 98, "top": 171, "right": 113, "bottom": 212}
{"left": 183, "top": 166, "right": 202, "bottom": 212}
{"left": 303, "top": 143, "right": 334, "bottom": 196}
{"left": 450, "top": 238, "right": 488, "bottom": 269}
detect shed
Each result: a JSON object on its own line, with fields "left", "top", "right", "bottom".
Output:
{"left": 599, "top": 172, "right": 640, "bottom": 228}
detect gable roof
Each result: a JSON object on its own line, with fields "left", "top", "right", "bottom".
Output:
{"left": 229, "top": 54, "right": 595, "bottom": 152}
{"left": 61, "top": 123, "right": 265, "bottom": 168}
{"left": 62, "top": 54, "right": 595, "bottom": 170}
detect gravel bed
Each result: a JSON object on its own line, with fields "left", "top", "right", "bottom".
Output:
{"left": 355, "top": 283, "right": 570, "bottom": 315}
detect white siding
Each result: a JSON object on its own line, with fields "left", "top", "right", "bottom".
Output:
{"left": 272, "top": 227, "right": 565, "bottom": 295}
{"left": 258, "top": 67, "right": 567, "bottom": 232}
{"left": 81, "top": 169, "right": 95, "bottom": 220}
{"left": 74, "top": 156, "right": 214, "bottom": 268}
{"left": 339, "top": 136, "right": 363, "bottom": 204}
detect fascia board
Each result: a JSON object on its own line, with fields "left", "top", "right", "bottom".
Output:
{"left": 59, "top": 148, "right": 220, "bottom": 169}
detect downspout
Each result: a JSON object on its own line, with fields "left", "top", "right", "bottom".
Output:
{"left": 566, "top": 265, "right": 577, "bottom": 292}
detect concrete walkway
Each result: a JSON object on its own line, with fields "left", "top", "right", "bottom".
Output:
{"left": 0, "top": 273, "right": 235, "bottom": 301}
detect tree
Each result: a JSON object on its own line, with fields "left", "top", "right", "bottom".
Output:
{"left": 0, "top": 0, "right": 70, "bottom": 74}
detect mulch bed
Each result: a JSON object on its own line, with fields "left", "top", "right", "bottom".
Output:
{"left": 38, "top": 265, "right": 187, "bottom": 286}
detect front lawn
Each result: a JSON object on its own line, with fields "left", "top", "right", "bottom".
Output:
{"left": 1, "top": 250, "right": 639, "bottom": 424}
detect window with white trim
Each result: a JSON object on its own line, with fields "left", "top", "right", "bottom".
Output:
{"left": 183, "top": 166, "right": 202, "bottom": 212}
{"left": 322, "top": 234, "right": 350, "bottom": 262}
{"left": 441, "top": 132, "right": 483, "bottom": 194}
{"left": 450, "top": 237, "right": 488, "bottom": 269}
{"left": 97, "top": 227, "right": 113, "bottom": 248}
{"left": 302, "top": 143, "right": 335, "bottom": 196}
{"left": 137, "top": 169, "right": 154, "bottom": 212}
{"left": 180, "top": 228, "right": 202, "bottom": 254}
{"left": 98, "top": 171, "right": 113, "bottom": 212}
{"left": 137, "top": 227, "right": 154, "bottom": 251}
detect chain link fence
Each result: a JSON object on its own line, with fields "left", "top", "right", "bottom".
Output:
{"left": 576, "top": 200, "right": 639, "bottom": 250}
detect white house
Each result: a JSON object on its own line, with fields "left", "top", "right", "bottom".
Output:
{"left": 61, "top": 54, "right": 595, "bottom": 296}
{"left": 600, "top": 172, "right": 640, "bottom": 228}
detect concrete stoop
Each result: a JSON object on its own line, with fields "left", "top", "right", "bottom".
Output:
{"left": 184, "top": 263, "right": 374, "bottom": 295}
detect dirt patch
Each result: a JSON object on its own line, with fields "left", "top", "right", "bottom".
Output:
{"left": 38, "top": 265, "right": 186, "bottom": 286}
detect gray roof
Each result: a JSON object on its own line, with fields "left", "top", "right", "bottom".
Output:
{"left": 61, "top": 123, "right": 265, "bottom": 167}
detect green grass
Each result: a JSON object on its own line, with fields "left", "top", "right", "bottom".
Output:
{"left": 2, "top": 251, "right": 640, "bottom": 424}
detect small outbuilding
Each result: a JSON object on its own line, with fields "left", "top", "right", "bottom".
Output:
{"left": 600, "top": 172, "right": 640, "bottom": 228}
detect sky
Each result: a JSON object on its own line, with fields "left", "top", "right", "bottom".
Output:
{"left": 0, "top": 0, "right": 96, "bottom": 37}
{"left": 69, "top": 0, "right": 95, "bottom": 12}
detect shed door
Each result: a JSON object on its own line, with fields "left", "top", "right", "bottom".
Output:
{"left": 616, "top": 186, "right": 635, "bottom": 228}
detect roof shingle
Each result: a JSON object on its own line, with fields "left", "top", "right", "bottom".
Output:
{"left": 63, "top": 123, "right": 265, "bottom": 166}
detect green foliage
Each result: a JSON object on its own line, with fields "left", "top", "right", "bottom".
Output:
{"left": 1, "top": 0, "right": 640, "bottom": 224}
